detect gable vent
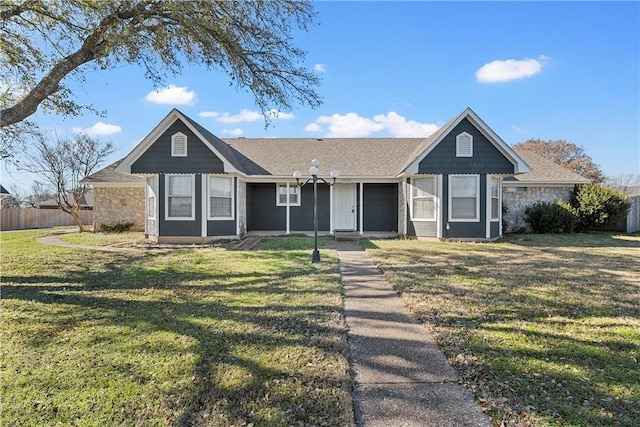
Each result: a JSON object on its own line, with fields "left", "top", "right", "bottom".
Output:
{"left": 456, "top": 132, "right": 473, "bottom": 157}
{"left": 171, "top": 133, "right": 187, "bottom": 157}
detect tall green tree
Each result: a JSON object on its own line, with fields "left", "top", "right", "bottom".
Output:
{"left": 1, "top": 0, "right": 321, "bottom": 153}
{"left": 513, "top": 139, "right": 605, "bottom": 183}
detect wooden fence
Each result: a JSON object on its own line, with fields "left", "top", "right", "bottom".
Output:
{"left": 0, "top": 209, "right": 93, "bottom": 231}
{"left": 628, "top": 195, "right": 640, "bottom": 233}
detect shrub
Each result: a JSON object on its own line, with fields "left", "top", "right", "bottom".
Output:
{"left": 99, "top": 222, "right": 134, "bottom": 233}
{"left": 524, "top": 201, "right": 578, "bottom": 233}
{"left": 570, "top": 184, "right": 630, "bottom": 230}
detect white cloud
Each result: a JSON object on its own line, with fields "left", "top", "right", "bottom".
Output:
{"left": 145, "top": 85, "right": 197, "bottom": 105}
{"left": 373, "top": 112, "right": 439, "bottom": 137}
{"left": 268, "top": 109, "right": 295, "bottom": 120}
{"left": 304, "top": 122, "right": 322, "bottom": 133}
{"left": 199, "top": 109, "right": 294, "bottom": 123}
{"left": 305, "top": 111, "right": 438, "bottom": 138}
{"left": 222, "top": 128, "right": 244, "bottom": 136}
{"left": 476, "top": 56, "right": 547, "bottom": 83}
{"left": 198, "top": 111, "right": 219, "bottom": 118}
{"left": 511, "top": 125, "right": 528, "bottom": 134}
{"left": 314, "top": 63, "right": 326, "bottom": 73}
{"left": 72, "top": 122, "right": 122, "bottom": 137}
{"left": 313, "top": 113, "right": 384, "bottom": 137}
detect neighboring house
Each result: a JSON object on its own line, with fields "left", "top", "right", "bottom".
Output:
{"left": 85, "top": 107, "right": 539, "bottom": 242}
{"left": 38, "top": 191, "right": 95, "bottom": 210}
{"left": 0, "top": 185, "right": 14, "bottom": 209}
{"left": 502, "top": 149, "right": 590, "bottom": 232}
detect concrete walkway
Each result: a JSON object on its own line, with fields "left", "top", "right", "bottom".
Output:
{"left": 336, "top": 241, "right": 491, "bottom": 427}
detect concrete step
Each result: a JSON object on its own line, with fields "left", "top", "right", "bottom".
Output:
{"left": 334, "top": 230, "right": 360, "bottom": 241}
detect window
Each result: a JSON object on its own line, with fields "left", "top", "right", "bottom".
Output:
{"left": 209, "top": 176, "right": 234, "bottom": 219}
{"left": 490, "top": 177, "right": 500, "bottom": 221}
{"left": 171, "top": 132, "right": 187, "bottom": 157}
{"left": 166, "top": 175, "right": 194, "bottom": 219}
{"left": 411, "top": 177, "right": 436, "bottom": 220}
{"left": 449, "top": 175, "right": 479, "bottom": 221}
{"left": 456, "top": 132, "right": 473, "bottom": 157}
{"left": 276, "top": 183, "right": 301, "bottom": 206}
{"left": 147, "top": 176, "right": 156, "bottom": 219}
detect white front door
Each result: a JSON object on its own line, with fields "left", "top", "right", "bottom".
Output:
{"left": 334, "top": 184, "right": 356, "bottom": 230}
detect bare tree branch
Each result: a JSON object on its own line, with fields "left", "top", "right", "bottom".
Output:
{"left": 1, "top": 0, "right": 320, "bottom": 133}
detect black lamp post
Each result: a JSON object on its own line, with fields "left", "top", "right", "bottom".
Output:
{"left": 294, "top": 159, "right": 339, "bottom": 263}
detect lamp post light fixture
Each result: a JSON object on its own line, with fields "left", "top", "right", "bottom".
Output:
{"left": 293, "top": 159, "right": 339, "bottom": 263}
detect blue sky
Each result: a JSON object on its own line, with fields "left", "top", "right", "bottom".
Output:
{"left": 4, "top": 1, "right": 639, "bottom": 192}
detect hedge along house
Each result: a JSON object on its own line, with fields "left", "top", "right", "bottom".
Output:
{"left": 102, "top": 107, "right": 531, "bottom": 243}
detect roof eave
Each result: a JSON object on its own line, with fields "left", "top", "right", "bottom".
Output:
{"left": 502, "top": 180, "right": 589, "bottom": 186}
{"left": 114, "top": 109, "right": 243, "bottom": 176}
{"left": 401, "top": 107, "right": 532, "bottom": 175}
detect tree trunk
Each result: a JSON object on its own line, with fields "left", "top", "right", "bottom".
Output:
{"left": 67, "top": 208, "right": 86, "bottom": 232}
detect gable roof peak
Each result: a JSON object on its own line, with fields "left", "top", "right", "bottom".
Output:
{"left": 401, "top": 107, "right": 531, "bottom": 175}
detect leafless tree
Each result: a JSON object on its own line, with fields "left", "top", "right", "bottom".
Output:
{"left": 23, "top": 133, "right": 113, "bottom": 231}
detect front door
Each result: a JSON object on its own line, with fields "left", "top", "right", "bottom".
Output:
{"left": 334, "top": 184, "right": 356, "bottom": 230}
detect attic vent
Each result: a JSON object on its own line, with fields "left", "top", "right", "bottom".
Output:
{"left": 171, "top": 132, "right": 187, "bottom": 157}
{"left": 456, "top": 132, "right": 473, "bottom": 157}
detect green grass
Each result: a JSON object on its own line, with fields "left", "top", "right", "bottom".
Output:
{"left": 255, "top": 235, "right": 334, "bottom": 251}
{"left": 57, "top": 230, "right": 146, "bottom": 246}
{"left": 364, "top": 233, "right": 640, "bottom": 427}
{"left": 1, "top": 231, "right": 353, "bottom": 426}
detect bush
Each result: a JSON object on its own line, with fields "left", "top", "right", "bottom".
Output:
{"left": 99, "top": 222, "right": 134, "bottom": 233}
{"left": 570, "top": 184, "right": 630, "bottom": 231}
{"left": 524, "top": 201, "right": 578, "bottom": 233}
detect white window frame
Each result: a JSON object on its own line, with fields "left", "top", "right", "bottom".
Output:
{"left": 147, "top": 176, "right": 157, "bottom": 220}
{"left": 448, "top": 174, "right": 480, "bottom": 222}
{"left": 208, "top": 176, "right": 235, "bottom": 220}
{"left": 456, "top": 132, "right": 473, "bottom": 157}
{"left": 171, "top": 132, "right": 187, "bottom": 157}
{"left": 165, "top": 174, "right": 195, "bottom": 220}
{"left": 490, "top": 176, "right": 500, "bottom": 221}
{"left": 410, "top": 176, "right": 437, "bottom": 221}
{"left": 275, "top": 183, "right": 301, "bottom": 207}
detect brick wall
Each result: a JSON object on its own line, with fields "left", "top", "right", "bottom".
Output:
{"left": 94, "top": 186, "right": 145, "bottom": 231}
{"left": 502, "top": 186, "right": 574, "bottom": 233}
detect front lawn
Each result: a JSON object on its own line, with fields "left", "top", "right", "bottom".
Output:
{"left": 1, "top": 230, "right": 353, "bottom": 426}
{"left": 365, "top": 233, "right": 640, "bottom": 427}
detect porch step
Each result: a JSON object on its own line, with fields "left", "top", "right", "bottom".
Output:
{"left": 333, "top": 230, "right": 360, "bottom": 241}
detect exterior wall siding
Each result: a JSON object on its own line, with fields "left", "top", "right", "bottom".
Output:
{"left": 147, "top": 219, "right": 156, "bottom": 236}
{"left": 246, "top": 183, "right": 286, "bottom": 231}
{"left": 407, "top": 220, "right": 438, "bottom": 238}
{"left": 405, "top": 178, "right": 438, "bottom": 238}
{"left": 206, "top": 177, "right": 237, "bottom": 236}
{"left": 441, "top": 174, "right": 488, "bottom": 239}
{"left": 131, "top": 120, "right": 225, "bottom": 174}
{"left": 246, "top": 183, "right": 331, "bottom": 232}
{"left": 418, "top": 118, "right": 515, "bottom": 175}
{"left": 93, "top": 186, "right": 145, "bottom": 231}
{"left": 502, "top": 186, "right": 574, "bottom": 233}
{"left": 490, "top": 221, "right": 500, "bottom": 238}
{"left": 158, "top": 173, "right": 202, "bottom": 236}
{"left": 237, "top": 180, "right": 247, "bottom": 237}
{"left": 290, "top": 184, "right": 330, "bottom": 231}
{"left": 363, "top": 183, "right": 397, "bottom": 232}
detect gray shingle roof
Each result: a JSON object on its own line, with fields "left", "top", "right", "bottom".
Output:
{"left": 223, "top": 137, "right": 427, "bottom": 177}
{"left": 88, "top": 110, "right": 579, "bottom": 185}
{"left": 504, "top": 149, "right": 590, "bottom": 184}
{"left": 82, "top": 160, "right": 146, "bottom": 184}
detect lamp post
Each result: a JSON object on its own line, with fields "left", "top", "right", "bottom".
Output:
{"left": 294, "top": 159, "right": 339, "bottom": 263}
